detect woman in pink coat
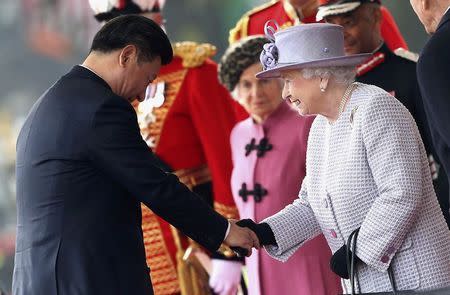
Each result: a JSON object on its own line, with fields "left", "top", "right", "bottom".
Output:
{"left": 218, "top": 36, "right": 341, "bottom": 295}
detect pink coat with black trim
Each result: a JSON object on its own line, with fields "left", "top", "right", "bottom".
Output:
{"left": 230, "top": 101, "right": 341, "bottom": 295}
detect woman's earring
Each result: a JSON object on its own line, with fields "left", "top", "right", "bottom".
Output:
{"left": 320, "top": 78, "right": 326, "bottom": 92}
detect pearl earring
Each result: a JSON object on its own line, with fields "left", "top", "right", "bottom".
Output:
{"left": 320, "top": 77, "right": 326, "bottom": 92}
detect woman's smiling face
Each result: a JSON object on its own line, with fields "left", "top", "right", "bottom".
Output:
{"left": 281, "top": 69, "right": 321, "bottom": 117}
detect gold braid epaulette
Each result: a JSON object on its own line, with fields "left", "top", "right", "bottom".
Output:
{"left": 393, "top": 48, "right": 419, "bottom": 63}
{"left": 229, "top": 0, "right": 279, "bottom": 44}
{"left": 172, "top": 41, "right": 216, "bottom": 68}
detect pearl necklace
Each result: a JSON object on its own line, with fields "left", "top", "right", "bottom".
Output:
{"left": 342, "top": 82, "right": 356, "bottom": 110}
{"left": 332, "top": 82, "right": 357, "bottom": 124}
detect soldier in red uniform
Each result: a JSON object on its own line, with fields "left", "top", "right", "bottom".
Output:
{"left": 229, "top": 0, "right": 408, "bottom": 120}
{"left": 230, "top": 0, "right": 407, "bottom": 49}
{"left": 89, "top": 1, "right": 242, "bottom": 294}
{"left": 229, "top": 0, "right": 318, "bottom": 44}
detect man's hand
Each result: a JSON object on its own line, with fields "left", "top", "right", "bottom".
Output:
{"left": 223, "top": 220, "right": 260, "bottom": 257}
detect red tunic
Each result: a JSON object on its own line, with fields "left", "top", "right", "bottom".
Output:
{"left": 380, "top": 6, "right": 408, "bottom": 51}
{"left": 135, "top": 43, "right": 239, "bottom": 295}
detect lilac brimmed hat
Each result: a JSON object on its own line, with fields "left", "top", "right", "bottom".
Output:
{"left": 256, "top": 21, "right": 372, "bottom": 79}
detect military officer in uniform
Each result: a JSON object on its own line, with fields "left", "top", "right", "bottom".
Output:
{"left": 319, "top": 0, "right": 450, "bottom": 228}
{"left": 89, "top": 1, "right": 244, "bottom": 294}
{"left": 229, "top": 0, "right": 409, "bottom": 120}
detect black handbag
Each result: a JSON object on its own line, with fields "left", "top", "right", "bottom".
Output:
{"left": 344, "top": 228, "right": 450, "bottom": 295}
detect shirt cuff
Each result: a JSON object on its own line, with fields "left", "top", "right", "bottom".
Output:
{"left": 224, "top": 221, "right": 231, "bottom": 242}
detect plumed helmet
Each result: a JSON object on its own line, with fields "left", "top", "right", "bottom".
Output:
{"left": 89, "top": 0, "right": 166, "bottom": 22}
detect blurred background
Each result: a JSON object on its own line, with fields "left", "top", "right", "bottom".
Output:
{"left": 0, "top": 0, "right": 428, "bottom": 293}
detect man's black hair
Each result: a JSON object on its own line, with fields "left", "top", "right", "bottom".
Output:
{"left": 90, "top": 14, "right": 172, "bottom": 65}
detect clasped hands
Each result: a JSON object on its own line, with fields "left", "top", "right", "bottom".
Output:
{"left": 224, "top": 218, "right": 358, "bottom": 279}
{"left": 223, "top": 219, "right": 276, "bottom": 257}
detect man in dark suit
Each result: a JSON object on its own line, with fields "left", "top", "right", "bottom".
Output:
{"left": 13, "top": 15, "right": 258, "bottom": 295}
{"left": 410, "top": 0, "right": 450, "bottom": 223}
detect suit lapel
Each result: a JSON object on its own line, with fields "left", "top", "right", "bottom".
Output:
{"left": 436, "top": 8, "right": 450, "bottom": 32}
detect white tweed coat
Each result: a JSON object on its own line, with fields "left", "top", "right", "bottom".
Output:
{"left": 264, "top": 83, "right": 450, "bottom": 293}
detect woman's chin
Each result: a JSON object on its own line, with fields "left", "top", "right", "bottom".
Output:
{"left": 296, "top": 108, "right": 310, "bottom": 117}
{"left": 289, "top": 103, "right": 311, "bottom": 117}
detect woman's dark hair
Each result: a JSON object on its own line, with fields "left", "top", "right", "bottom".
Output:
{"left": 90, "top": 15, "right": 172, "bottom": 65}
{"left": 218, "top": 35, "right": 269, "bottom": 91}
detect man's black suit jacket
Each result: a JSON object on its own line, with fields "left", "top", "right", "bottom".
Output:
{"left": 417, "top": 9, "right": 450, "bottom": 204}
{"left": 13, "top": 66, "right": 228, "bottom": 295}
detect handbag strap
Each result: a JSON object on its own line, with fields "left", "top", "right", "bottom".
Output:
{"left": 346, "top": 228, "right": 398, "bottom": 294}
{"left": 346, "top": 228, "right": 359, "bottom": 295}
{"left": 387, "top": 267, "right": 398, "bottom": 294}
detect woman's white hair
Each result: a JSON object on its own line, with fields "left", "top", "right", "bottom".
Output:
{"left": 301, "top": 66, "right": 356, "bottom": 84}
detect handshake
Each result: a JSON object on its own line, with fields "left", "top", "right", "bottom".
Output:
{"left": 223, "top": 219, "right": 276, "bottom": 257}
{"left": 222, "top": 219, "right": 354, "bottom": 280}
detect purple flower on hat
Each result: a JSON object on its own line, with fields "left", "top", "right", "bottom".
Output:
{"left": 260, "top": 42, "right": 279, "bottom": 70}
{"left": 259, "top": 19, "right": 280, "bottom": 70}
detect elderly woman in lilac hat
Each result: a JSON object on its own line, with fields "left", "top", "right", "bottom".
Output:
{"left": 218, "top": 36, "right": 341, "bottom": 295}
{"left": 237, "top": 23, "right": 450, "bottom": 293}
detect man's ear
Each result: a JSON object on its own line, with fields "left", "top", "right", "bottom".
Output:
{"left": 369, "top": 6, "right": 382, "bottom": 32}
{"left": 118, "top": 45, "right": 137, "bottom": 67}
{"left": 421, "top": 0, "right": 429, "bottom": 11}
{"left": 373, "top": 6, "right": 382, "bottom": 24}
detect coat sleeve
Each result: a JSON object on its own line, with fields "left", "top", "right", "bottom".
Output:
{"left": 417, "top": 31, "right": 450, "bottom": 168}
{"left": 358, "top": 93, "right": 424, "bottom": 272}
{"left": 88, "top": 95, "right": 228, "bottom": 252}
{"left": 408, "top": 75, "right": 441, "bottom": 179}
{"left": 262, "top": 176, "right": 321, "bottom": 262}
{"left": 410, "top": 80, "right": 432, "bottom": 152}
{"left": 185, "top": 61, "right": 240, "bottom": 219}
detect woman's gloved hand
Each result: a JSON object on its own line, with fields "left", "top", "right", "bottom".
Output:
{"left": 330, "top": 244, "right": 362, "bottom": 279}
{"left": 236, "top": 219, "right": 276, "bottom": 246}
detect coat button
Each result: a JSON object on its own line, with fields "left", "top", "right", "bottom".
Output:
{"left": 322, "top": 198, "right": 328, "bottom": 208}
{"left": 330, "top": 229, "right": 337, "bottom": 238}
{"left": 381, "top": 255, "right": 389, "bottom": 263}
{"left": 387, "top": 246, "right": 395, "bottom": 254}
